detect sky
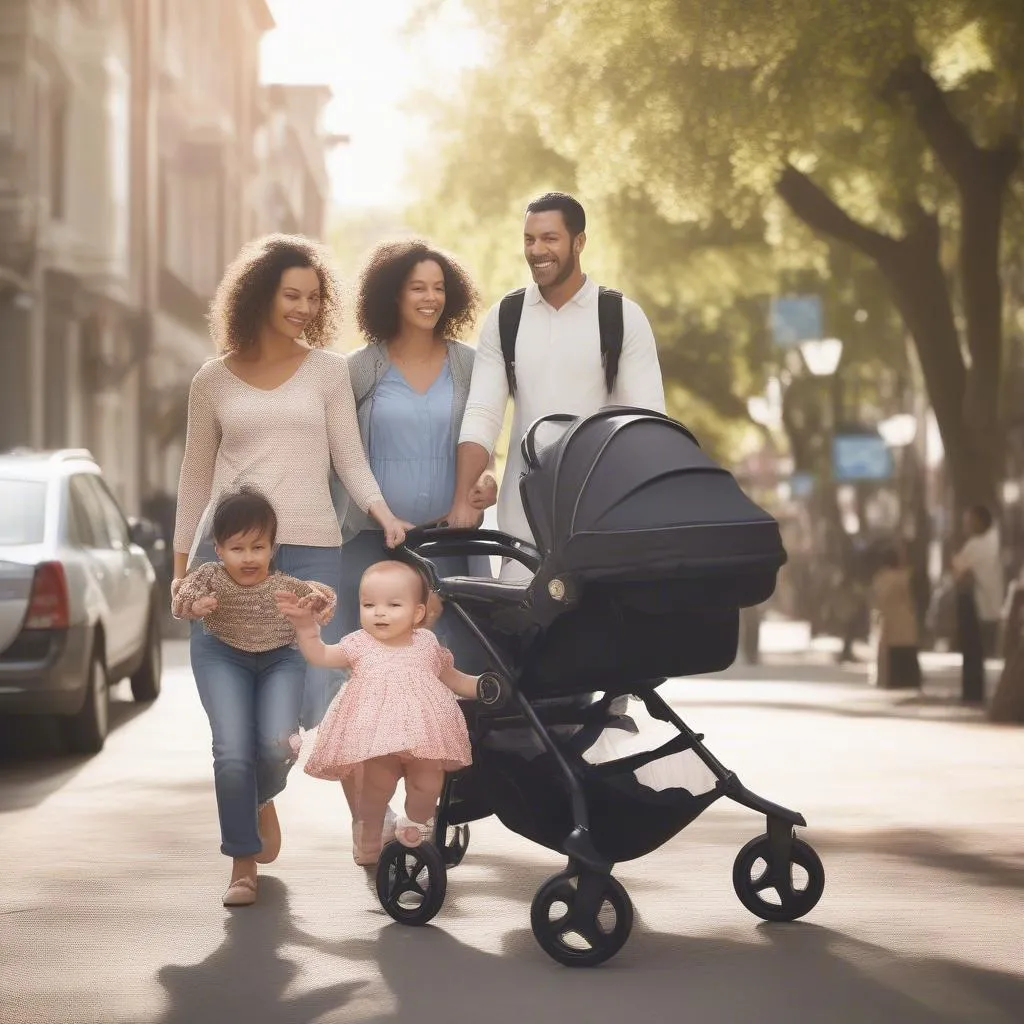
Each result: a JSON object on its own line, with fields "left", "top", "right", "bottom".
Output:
{"left": 261, "top": 0, "right": 486, "bottom": 212}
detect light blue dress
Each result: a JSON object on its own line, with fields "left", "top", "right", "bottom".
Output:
{"left": 336, "top": 360, "right": 489, "bottom": 676}
{"left": 368, "top": 362, "right": 457, "bottom": 525}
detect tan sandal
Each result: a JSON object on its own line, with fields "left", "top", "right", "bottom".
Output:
{"left": 222, "top": 875, "right": 257, "bottom": 907}
{"left": 254, "top": 800, "right": 281, "bottom": 865}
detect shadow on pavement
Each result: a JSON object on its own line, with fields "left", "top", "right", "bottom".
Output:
{"left": 157, "top": 876, "right": 367, "bottom": 1024}
{"left": 680, "top": 696, "right": 994, "bottom": 725}
{"left": 319, "top": 918, "right": 1023, "bottom": 1024}
{"left": 0, "top": 683, "right": 152, "bottom": 813}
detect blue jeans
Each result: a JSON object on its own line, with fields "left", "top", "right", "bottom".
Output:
{"left": 188, "top": 541, "right": 344, "bottom": 855}
{"left": 190, "top": 631, "right": 306, "bottom": 857}
{"left": 190, "top": 539, "right": 344, "bottom": 731}
{"left": 338, "top": 530, "right": 492, "bottom": 675}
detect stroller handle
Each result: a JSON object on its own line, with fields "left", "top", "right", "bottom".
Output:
{"left": 400, "top": 524, "right": 542, "bottom": 590}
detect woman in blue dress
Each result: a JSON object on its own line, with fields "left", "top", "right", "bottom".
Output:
{"left": 333, "top": 240, "right": 496, "bottom": 647}
{"left": 330, "top": 240, "right": 496, "bottom": 852}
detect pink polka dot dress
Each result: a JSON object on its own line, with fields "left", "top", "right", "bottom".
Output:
{"left": 304, "top": 629, "right": 472, "bottom": 782}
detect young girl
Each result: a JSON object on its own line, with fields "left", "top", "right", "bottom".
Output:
{"left": 276, "top": 559, "right": 488, "bottom": 867}
{"left": 173, "top": 488, "right": 336, "bottom": 907}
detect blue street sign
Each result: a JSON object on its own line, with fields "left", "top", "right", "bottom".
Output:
{"left": 832, "top": 433, "right": 894, "bottom": 482}
{"left": 789, "top": 472, "right": 816, "bottom": 498}
{"left": 770, "top": 295, "right": 823, "bottom": 348}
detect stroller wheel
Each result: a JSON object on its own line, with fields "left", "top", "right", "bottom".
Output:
{"left": 375, "top": 840, "right": 447, "bottom": 926}
{"left": 530, "top": 869, "right": 634, "bottom": 967}
{"left": 732, "top": 833, "right": 825, "bottom": 922}
{"left": 442, "top": 823, "right": 470, "bottom": 868}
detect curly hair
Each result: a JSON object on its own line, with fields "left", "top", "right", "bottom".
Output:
{"left": 208, "top": 233, "right": 343, "bottom": 353}
{"left": 356, "top": 239, "right": 479, "bottom": 344}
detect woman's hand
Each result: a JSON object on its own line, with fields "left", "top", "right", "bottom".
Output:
{"left": 468, "top": 471, "right": 497, "bottom": 512}
{"left": 445, "top": 495, "right": 484, "bottom": 529}
{"left": 368, "top": 501, "right": 414, "bottom": 549}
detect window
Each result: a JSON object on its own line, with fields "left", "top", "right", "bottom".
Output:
{"left": 0, "top": 479, "right": 47, "bottom": 545}
{"left": 85, "top": 475, "right": 131, "bottom": 550}
{"left": 49, "top": 92, "right": 67, "bottom": 220}
{"left": 66, "top": 477, "right": 102, "bottom": 548}
{"left": 68, "top": 475, "right": 110, "bottom": 549}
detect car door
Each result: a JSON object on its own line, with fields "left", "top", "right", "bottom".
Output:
{"left": 67, "top": 474, "right": 129, "bottom": 665}
{"left": 86, "top": 476, "right": 150, "bottom": 660}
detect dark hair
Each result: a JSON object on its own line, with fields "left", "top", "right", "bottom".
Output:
{"left": 208, "top": 233, "right": 342, "bottom": 354}
{"left": 212, "top": 488, "right": 278, "bottom": 545}
{"left": 356, "top": 239, "right": 479, "bottom": 344}
{"left": 969, "top": 504, "right": 993, "bottom": 532}
{"left": 525, "top": 192, "right": 586, "bottom": 236}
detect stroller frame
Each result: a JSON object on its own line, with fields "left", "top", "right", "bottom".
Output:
{"left": 371, "top": 527, "right": 825, "bottom": 967}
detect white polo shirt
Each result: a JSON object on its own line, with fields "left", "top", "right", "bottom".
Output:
{"left": 956, "top": 527, "right": 1005, "bottom": 622}
{"left": 459, "top": 276, "right": 666, "bottom": 555}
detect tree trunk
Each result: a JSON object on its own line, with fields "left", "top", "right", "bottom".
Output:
{"left": 776, "top": 166, "right": 999, "bottom": 513}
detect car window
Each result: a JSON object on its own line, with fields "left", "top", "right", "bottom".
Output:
{"left": 68, "top": 475, "right": 112, "bottom": 549}
{"left": 0, "top": 479, "right": 48, "bottom": 545}
{"left": 66, "top": 476, "right": 103, "bottom": 548}
{"left": 83, "top": 475, "right": 131, "bottom": 550}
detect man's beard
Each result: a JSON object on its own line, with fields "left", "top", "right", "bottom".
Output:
{"left": 534, "top": 248, "right": 577, "bottom": 288}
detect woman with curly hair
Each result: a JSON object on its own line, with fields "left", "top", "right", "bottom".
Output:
{"left": 331, "top": 239, "right": 497, "bottom": 856}
{"left": 172, "top": 233, "right": 409, "bottom": 906}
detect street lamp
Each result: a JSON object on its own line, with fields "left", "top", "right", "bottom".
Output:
{"left": 799, "top": 337, "right": 844, "bottom": 377}
{"left": 878, "top": 413, "right": 918, "bottom": 448}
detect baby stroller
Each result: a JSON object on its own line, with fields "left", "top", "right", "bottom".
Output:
{"left": 374, "top": 408, "right": 825, "bottom": 967}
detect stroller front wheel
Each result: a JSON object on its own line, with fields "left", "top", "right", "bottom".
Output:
{"left": 530, "top": 868, "right": 634, "bottom": 967}
{"left": 375, "top": 840, "right": 447, "bottom": 925}
{"left": 442, "top": 823, "right": 470, "bottom": 868}
{"left": 732, "top": 833, "right": 825, "bottom": 922}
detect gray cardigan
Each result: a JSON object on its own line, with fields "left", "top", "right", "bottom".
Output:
{"left": 333, "top": 340, "right": 477, "bottom": 541}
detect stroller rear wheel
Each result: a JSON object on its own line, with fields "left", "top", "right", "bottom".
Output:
{"left": 442, "top": 823, "right": 470, "bottom": 868}
{"left": 375, "top": 841, "right": 447, "bottom": 925}
{"left": 732, "top": 833, "right": 824, "bottom": 922}
{"left": 530, "top": 867, "right": 634, "bottom": 967}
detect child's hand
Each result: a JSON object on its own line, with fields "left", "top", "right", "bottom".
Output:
{"left": 189, "top": 595, "right": 218, "bottom": 618}
{"left": 275, "top": 590, "right": 317, "bottom": 633}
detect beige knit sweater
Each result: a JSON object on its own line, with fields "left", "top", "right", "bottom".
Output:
{"left": 173, "top": 350, "right": 384, "bottom": 554}
{"left": 171, "top": 563, "right": 336, "bottom": 653}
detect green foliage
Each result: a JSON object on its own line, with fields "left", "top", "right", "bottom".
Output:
{"left": 405, "top": 0, "right": 1024, "bottom": 465}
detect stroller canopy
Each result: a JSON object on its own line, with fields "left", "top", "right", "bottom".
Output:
{"left": 519, "top": 408, "right": 786, "bottom": 589}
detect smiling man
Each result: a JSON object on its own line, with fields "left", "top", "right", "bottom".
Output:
{"left": 446, "top": 192, "right": 666, "bottom": 578}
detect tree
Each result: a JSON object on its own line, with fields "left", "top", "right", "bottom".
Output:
{"left": 424, "top": 0, "right": 1023, "bottom": 514}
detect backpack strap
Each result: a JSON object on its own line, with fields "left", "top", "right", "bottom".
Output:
{"left": 498, "top": 288, "right": 527, "bottom": 396}
{"left": 597, "top": 286, "right": 624, "bottom": 394}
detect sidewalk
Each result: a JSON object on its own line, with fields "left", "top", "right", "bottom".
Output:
{"left": 725, "top": 619, "right": 1007, "bottom": 723}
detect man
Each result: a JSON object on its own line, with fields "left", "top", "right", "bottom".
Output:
{"left": 952, "top": 504, "right": 1004, "bottom": 701}
{"left": 446, "top": 192, "right": 666, "bottom": 577}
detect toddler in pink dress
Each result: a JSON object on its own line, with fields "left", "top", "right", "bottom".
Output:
{"left": 276, "top": 559, "right": 486, "bottom": 866}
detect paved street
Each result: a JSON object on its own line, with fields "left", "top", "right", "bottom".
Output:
{"left": 1, "top": 637, "right": 1022, "bottom": 1024}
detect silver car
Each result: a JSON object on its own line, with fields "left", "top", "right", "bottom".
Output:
{"left": 0, "top": 449, "right": 163, "bottom": 754}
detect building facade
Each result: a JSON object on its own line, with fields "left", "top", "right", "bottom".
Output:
{"left": 0, "top": 0, "right": 338, "bottom": 516}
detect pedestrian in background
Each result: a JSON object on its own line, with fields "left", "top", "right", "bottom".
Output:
{"left": 870, "top": 544, "right": 922, "bottom": 689}
{"left": 172, "top": 233, "right": 409, "bottom": 903}
{"left": 952, "top": 504, "right": 1004, "bottom": 702}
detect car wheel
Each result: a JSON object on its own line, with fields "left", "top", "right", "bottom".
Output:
{"left": 61, "top": 646, "right": 109, "bottom": 755}
{"left": 130, "top": 606, "right": 162, "bottom": 702}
